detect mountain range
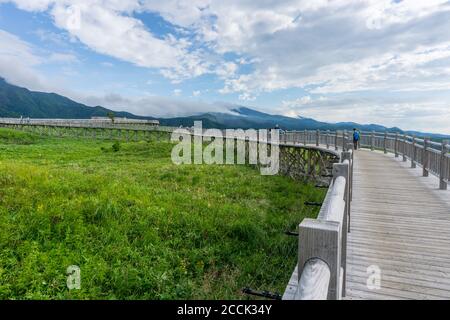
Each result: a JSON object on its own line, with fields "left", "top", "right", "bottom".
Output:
{"left": 0, "top": 77, "right": 447, "bottom": 138}
{"left": 164, "top": 106, "right": 401, "bottom": 132}
{"left": 0, "top": 77, "right": 147, "bottom": 120}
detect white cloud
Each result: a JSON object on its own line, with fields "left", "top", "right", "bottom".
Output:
{"left": 34, "top": 28, "right": 72, "bottom": 46}
{"left": 0, "top": 0, "right": 53, "bottom": 11}
{"left": 364, "top": 0, "right": 449, "bottom": 30}
{"left": 100, "top": 61, "right": 114, "bottom": 67}
{"left": 282, "top": 95, "right": 316, "bottom": 108}
{"left": 48, "top": 52, "right": 79, "bottom": 63}
{"left": 276, "top": 93, "right": 450, "bottom": 134}
{"left": 50, "top": 2, "right": 195, "bottom": 69}
{"left": 215, "top": 62, "right": 238, "bottom": 79}
{"left": 0, "top": 28, "right": 89, "bottom": 93}
{"left": 7, "top": 0, "right": 450, "bottom": 95}
{"left": 210, "top": 1, "right": 450, "bottom": 98}
{"left": 0, "top": 29, "right": 49, "bottom": 90}
{"left": 3, "top": 0, "right": 214, "bottom": 82}
{"left": 173, "top": 89, "right": 182, "bottom": 97}
{"left": 193, "top": 90, "right": 201, "bottom": 97}
{"left": 79, "top": 93, "right": 230, "bottom": 118}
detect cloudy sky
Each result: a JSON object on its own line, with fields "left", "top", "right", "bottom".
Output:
{"left": 0, "top": 0, "right": 450, "bottom": 133}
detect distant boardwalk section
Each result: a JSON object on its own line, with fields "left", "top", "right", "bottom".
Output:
{"left": 0, "top": 117, "right": 159, "bottom": 127}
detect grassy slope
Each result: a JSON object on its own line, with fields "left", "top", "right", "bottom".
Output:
{"left": 0, "top": 128, "right": 324, "bottom": 299}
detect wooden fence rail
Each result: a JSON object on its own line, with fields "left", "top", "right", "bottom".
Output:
{"left": 279, "top": 129, "right": 448, "bottom": 190}
{"left": 356, "top": 132, "right": 449, "bottom": 190}
{"left": 283, "top": 144, "right": 353, "bottom": 300}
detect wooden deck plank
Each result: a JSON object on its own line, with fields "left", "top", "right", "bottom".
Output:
{"left": 346, "top": 149, "right": 450, "bottom": 300}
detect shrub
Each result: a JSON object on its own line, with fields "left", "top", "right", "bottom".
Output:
{"left": 112, "top": 141, "right": 120, "bottom": 152}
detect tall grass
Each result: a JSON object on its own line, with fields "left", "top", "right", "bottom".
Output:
{"left": 0, "top": 128, "right": 324, "bottom": 299}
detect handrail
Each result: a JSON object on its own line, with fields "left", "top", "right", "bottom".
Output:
{"left": 283, "top": 136, "right": 353, "bottom": 300}
{"left": 357, "top": 131, "right": 448, "bottom": 190}
{"left": 278, "top": 128, "right": 447, "bottom": 190}
{"left": 0, "top": 117, "right": 159, "bottom": 125}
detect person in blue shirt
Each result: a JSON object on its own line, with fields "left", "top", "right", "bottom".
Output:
{"left": 353, "top": 128, "right": 360, "bottom": 150}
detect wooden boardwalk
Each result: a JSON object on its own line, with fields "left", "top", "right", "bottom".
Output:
{"left": 346, "top": 149, "right": 450, "bottom": 300}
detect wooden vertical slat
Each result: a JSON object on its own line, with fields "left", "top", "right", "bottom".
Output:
{"left": 423, "top": 137, "right": 429, "bottom": 177}
{"left": 440, "top": 140, "right": 449, "bottom": 190}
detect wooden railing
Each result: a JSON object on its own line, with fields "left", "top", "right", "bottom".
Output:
{"left": 357, "top": 131, "right": 449, "bottom": 190}
{"left": 282, "top": 144, "right": 353, "bottom": 300}
{"left": 280, "top": 129, "right": 448, "bottom": 300}
{"left": 280, "top": 129, "right": 352, "bottom": 152}
{"left": 0, "top": 117, "right": 159, "bottom": 126}
{"left": 278, "top": 129, "right": 448, "bottom": 190}
{"left": 0, "top": 118, "right": 168, "bottom": 132}
{"left": 0, "top": 119, "right": 174, "bottom": 141}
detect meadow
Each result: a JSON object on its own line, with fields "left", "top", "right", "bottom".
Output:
{"left": 0, "top": 128, "right": 324, "bottom": 299}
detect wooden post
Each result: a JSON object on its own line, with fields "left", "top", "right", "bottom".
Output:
{"left": 335, "top": 131, "right": 338, "bottom": 151}
{"left": 403, "top": 134, "right": 407, "bottom": 162}
{"left": 383, "top": 132, "right": 387, "bottom": 154}
{"left": 316, "top": 129, "right": 320, "bottom": 147}
{"left": 395, "top": 133, "right": 399, "bottom": 157}
{"left": 423, "top": 137, "right": 429, "bottom": 177}
{"left": 440, "top": 140, "right": 448, "bottom": 190}
{"left": 342, "top": 130, "right": 346, "bottom": 151}
{"left": 326, "top": 130, "right": 330, "bottom": 149}
{"left": 411, "top": 135, "right": 416, "bottom": 168}
{"left": 340, "top": 152, "right": 352, "bottom": 221}
{"left": 371, "top": 131, "right": 374, "bottom": 151}
{"left": 298, "top": 219, "right": 340, "bottom": 300}
{"left": 333, "top": 160, "right": 350, "bottom": 297}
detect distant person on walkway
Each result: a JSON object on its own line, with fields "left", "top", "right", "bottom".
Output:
{"left": 353, "top": 128, "right": 360, "bottom": 150}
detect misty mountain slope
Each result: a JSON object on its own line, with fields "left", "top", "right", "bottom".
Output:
{"left": 0, "top": 78, "right": 150, "bottom": 119}
{"left": 159, "top": 106, "right": 402, "bottom": 132}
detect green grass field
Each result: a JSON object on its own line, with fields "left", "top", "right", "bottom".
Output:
{"left": 0, "top": 128, "right": 324, "bottom": 300}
